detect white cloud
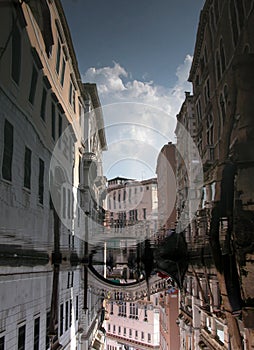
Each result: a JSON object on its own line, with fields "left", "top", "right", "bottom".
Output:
{"left": 82, "top": 56, "right": 193, "bottom": 180}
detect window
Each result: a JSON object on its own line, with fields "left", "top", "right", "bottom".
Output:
{"left": 0, "top": 336, "right": 4, "bottom": 350}
{"left": 69, "top": 81, "right": 73, "bottom": 105}
{"left": 24, "top": 147, "right": 32, "bottom": 189}
{"left": 69, "top": 80, "right": 76, "bottom": 111}
{"left": 118, "top": 326, "right": 121, "bottom": 334}
{"left": 118, "top": 191, "right": 121, "bottom": 209}
{"left": 129, "top": 303, "right": 138, "bottom": 318}
{"left": 113, "top": 325, "right": 116, "bottom": 333}
{"left": 108, "top": 324, "right": 111, "bottom": 332}
{"left": 143, "top": 208, "right": 146, "bottom": 219}
{"left": 141, "top": 331, "right": 144, "bottom": 340}
{"left": 60, "top": 304, "right": 64, "bottom": 336}
{"left": 34, "top": 317, "right": 40, "bottom": 350}
{"left": 67, "top": 188, "right": 71, "bottom": 219}
{"left": 110, "top": 302, "right": 114, "bottom": 315}
{"left": 51, "top": 103, "right": 56, "bottom": 140}
{"left": 2, "top": 119, "right": 14, "bottom": 181}
{"left": 58, "top": 113, "right": 62, "bottom": 146}
{"left": 72, "top": 90, "right": 76, "bottom": 113}
{"left": 56, "top": 39, "right": 61, "bottom": 74}
{"left": 124, "top": 328, "right": 126, "bottom": 336}
{"left": 29, "top": 65, "right": 38, "bottom": 104}
{"left": 148, "top": 333, "right": 151, "bottom": 343}
{"left": 118, "top": 301, "right": 126, "bottom": 317}
{"left": 65, "top": 301, "right": 69, "bottom": 331}
{"left": 76, "top": 296, "right": 79, "bottom": 321}
{"left": 79, "top": 103, "right": 82, "bottom": 125}
{"left": 38, "top": 158, "right": 44, "bottom": 204}
{"left": 60, "top": 57, "right": 66, "bottom": 86}
{"left": 46, "top": 312, "right": 50, "bottom": 350}
{"left": 18, "top": 325, "right": 26, "bottom": 350}
{"left": 11, "top": 24, "right": 21, "bottom": 84}
{"left": 135, "top": 330, "right": 138, "bottom": 339}
{"left": 62, "top": 187, "right": 66, "bottom": 219}
{"left": 113, "top": 192, "right": 116, "bottom": 209}
{"left": 69, "top": 299, "right": 72, "bottom": 327}
{"left": 144, "top": 305, "right": 148, "bottom": 321}
{"left": 129, "top": 329, "right": 132, "bottom": 338}
{"left": 40, "top": 88, "right": 47, "bottom": 121}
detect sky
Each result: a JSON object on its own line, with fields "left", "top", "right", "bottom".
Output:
{"left": 61, "top": 0, "right": 205, "bottom": 180}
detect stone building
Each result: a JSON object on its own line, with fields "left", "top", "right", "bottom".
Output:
{"left": 175, "top": 0, "right": 254, "bottom": 349}
{"left": 105, "top": 177, "right": 158, "bottom": 242}
{"left": 0, "top": 1, "right": 106, "bottom": 349}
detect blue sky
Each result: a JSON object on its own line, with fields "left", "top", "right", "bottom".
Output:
{"left": 61, "top": 0, "right": 205, "bottom": 180}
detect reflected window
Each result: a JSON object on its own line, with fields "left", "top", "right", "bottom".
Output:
{"left": 60, "top": 304, "right": 64, "bottom": 336}
{"left": 76, "top": 296, "right": 79, "bottom": 321}
{"left": 45, "top": 312, "right": 50, "bottom": 349}
{"left": 38, "top": 159, "right": 44, "bottom": 204}
{"left": 69, "top": 299, "right": 72, "bottom": 327}
{"left": 65, "top": 301, "right": 68, "bottom": 331}
{"left": 28, "top": 65, "right": 38, "bottom": 105}
{"left": 0, "top": 336, "right": 4, "bottom": 350}
{"left": 40, "top": 88, "right": 47, "bottom": 121}
{"left": 24, "top": 147, "right": 32, "bottom": 189}
{"left": 2, "top": 119, "right": 14, "bottom": 182}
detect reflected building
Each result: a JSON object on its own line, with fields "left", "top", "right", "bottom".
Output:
{"left": 176, "top": 0, "right": 254, "bottom": 348}
{"left": 0, "top": 1, "right": 107, "bottom": 349}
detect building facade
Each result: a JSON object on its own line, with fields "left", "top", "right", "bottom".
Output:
{"left": 0, "top": 1, "right": 106, "bottom": 349}
{"left": 105, "top": 177, "right": 158, "bottom": 241}
{"left": 105, "top": 294, "right": 160, "bottom": 350}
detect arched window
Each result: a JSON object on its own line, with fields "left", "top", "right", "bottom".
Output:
{"left": 113, "top": 192, "right": 116, "bottom": 209}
